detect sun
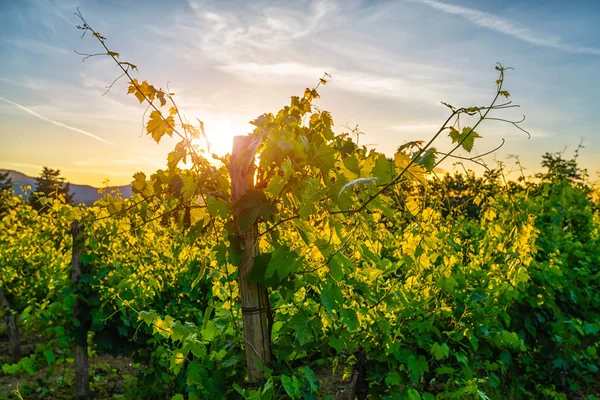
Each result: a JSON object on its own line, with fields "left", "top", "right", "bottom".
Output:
{"left": 191, "top": 116, "right": 254, "bottom": 157}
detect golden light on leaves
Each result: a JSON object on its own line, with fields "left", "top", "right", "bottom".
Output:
{"left": 146, "top": 110, "right": 174, "bottom": 143}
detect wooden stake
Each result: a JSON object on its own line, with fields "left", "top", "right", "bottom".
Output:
{"left": 231, "top": 135, "right": 271, "bottom": 383}
{"left": 71, "top": 220, "right": 89, "bottom": 400}
{"left": 0, "top": 288, "right": 21, "bottom": 362}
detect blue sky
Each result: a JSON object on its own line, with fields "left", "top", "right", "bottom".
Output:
{"left": 0, "top": 0, "right": 599, "bottom": 186}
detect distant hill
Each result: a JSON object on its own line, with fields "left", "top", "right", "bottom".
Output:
{"left": 1, "top": 169, "right": 132, "bottom": 206}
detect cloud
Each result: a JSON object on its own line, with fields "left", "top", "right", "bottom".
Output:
{"left": 0, "top": 96, "right": 114, "bottom": 146}
{"left": 218, "top": 62, "right": 451, "bottom": 103}
{"left": 413, "top": 0, "right": 600, "bottom": 55}
{"left": 3, "top": 38, "right": 71, "bottom": 57}
{"left": 0, "top": 77, "right": 47, "bottom": 90}
{"left": 152, "top": 0, "right": 334, "bottom": 63}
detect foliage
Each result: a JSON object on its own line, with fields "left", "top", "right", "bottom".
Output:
{"left": 0, "top": 171, "right": 12, "bottom": 193}
{"left": 1, "top": 10, "right": 599, "bottom": 400}
{"left": 28, "top": 167, "right": 74, "bottom": 211}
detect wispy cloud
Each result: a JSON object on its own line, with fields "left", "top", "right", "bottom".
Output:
{"left": 0, "top": 96, "right": 114, "bottom": 145}
{"left": 152, "top": 0, "right": 334, "bottom": 63}
{"left": 0, "top": 77, "right": 48, "bottom": 90}
{"left": 414, "top": 0, "right": 600, "bottom": 55}
{"left": 3, "top": 38, "right": 71, "bottom": 57}
{"left": 218, "top": 62, "right": 452, "bottom": 103}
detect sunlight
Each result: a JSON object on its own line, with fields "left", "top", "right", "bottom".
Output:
{"left": 192, "top": 116, "right": 255, "bottom": 157}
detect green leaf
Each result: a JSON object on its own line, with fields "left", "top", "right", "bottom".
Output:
{"left": 371, "top": 155, "right": 393, "bottom": 183}
{"left": 385, "top": 371, "right": 402, "bottom": 386}
{"left": 321, "top": 282, "right": 344, "bottom": 313}
{"left": 448, "top": 127, "right": 480, "bottom": 152}
{"left": 170, "top": 352, "right": 185, "bottom": 374}
{"left": 328, "top": 253, "right": 349, "bottom": 281}
{"left": 185, "top": 340, "right": 207, "bottom": 358}
{"left": 407, "top": 388, "right": 421, "bottom": 400}
{"left": 299, "top": 200, "right": 314, "bottom": 220}
{"left": 236, "top": 189, "right": 275, "bottom": 231}
{"left": 187, "top": 360, "right": 202, "bottom": 386}
{"left": 407, "top": 354, "right": 429, "bottom": 382}
{"left": 202, "top": 320, "right": 216, "bottom": 342}
{"left": 340, "top": 308, "right": 359, "bottom": 331}
{"left": 181, "top": 174, "right": 196, "bottom": 201}
{"left": 206, "top": 196, "right": 231, "bottom": 218}
{"left": 500, "top": 350, "right": 512, "bottom": 366}
{"left": 303, "top": 366, "right": 319, "bottom": 392}
{"left": 281, "top": 375, "right": 300, "bottom": 399}
{"left": 266, "top": 246, "right": 301, "bottom": 281}
{"left": 416, "top": 149, "right": 437, "bottom": 172}
{"left": 138, "top": 310, "right": 157, "bottom": 326}
{"left": 455, "top": 352, "right": 468, "bottom": 365}
{"left": 343, "top": 155, "right": 361, "bottom": 175}
{"left": 171, "top": 395, "right": 185, "bottom": 400}
{"left": 431, "top": 342, "right": 450, "bottom": 360}
{"left": 43, "top": 350, "right": 56, "bottom": 365}
{"left": 171, "top": 321, "right": 194, "bottom": 343}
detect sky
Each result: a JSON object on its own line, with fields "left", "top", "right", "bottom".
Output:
{"left": 0, "top": 0, "right": 599, "bottom": 187}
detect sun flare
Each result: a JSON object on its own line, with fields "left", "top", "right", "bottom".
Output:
{"left": 192, "top": 116, "right": 255, "bottom": 157}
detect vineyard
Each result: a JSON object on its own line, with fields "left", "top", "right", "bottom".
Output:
{"left": 1, "top": 12, "right": 600, "bottom": 400}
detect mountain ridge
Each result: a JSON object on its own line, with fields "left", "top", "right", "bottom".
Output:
{"left": 1, "top": 169, "right": 132, "bottom": 206}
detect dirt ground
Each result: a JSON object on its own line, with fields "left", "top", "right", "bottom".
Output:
{"left": 0, "top": 321, "right": 352, "bottom": 399}
{"left": 0, "top": 321, "right": 137, "bottom": 399}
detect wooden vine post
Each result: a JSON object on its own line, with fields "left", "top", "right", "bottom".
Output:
{"left": 0, "top": 288, "right": 21, "bottom": 362}
{"left": 231, "top": 136, "right": 272, "bottom": 383}
{"left": 71, "top": 220, "right": 90, "bottom": 400}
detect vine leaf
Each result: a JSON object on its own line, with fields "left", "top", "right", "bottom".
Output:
{"left": 394, "top": 152, "right": 427, "bottom": 184}
{"left": 236, "top": 189, "right": 275, "bottom": 231}
{"left": 186, "top": 360, "right": 202, "bottom": 386}
{"left": 131, "top": 172, "right": 147, "bottom": 193}
{"left": 281, "top": 375, "right": 301, "bottom": 399}
{"left": 407, "top": 354, "right": 429, "bottom": 382}
{"left": 128, "top": 79, "right": 157, "bottom": 103}
{"left": 431, "top": 342, "right": 450, "bottom": 360}
{"left": 266, "top": 246, "right": 301, "bottom": 281}
{"left": 448, "top": 127, "right": 480, "bottom": 153}
{"left": 206, "top": 196, "right": 231, "bottom": 218}
{"left": 167, "top": 141, "right": 187, "bottom": 169}
{"left": 415, "top": 148, "right": 437, "bottom": 172}
{"left": 181, "top": 174, "right": 196, "bottom": 201}
{"left": 147, "top": 110, "right": 174, "bottom": 143}
{"left": 371, "top": 155, "right": 393, "bottom": 183}
{"left": 321, "top": 282, "right": 343, "bottom": 312}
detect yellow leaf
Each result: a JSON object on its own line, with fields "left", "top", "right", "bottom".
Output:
{"left": 405, "top": 196, "right": 420, "bottom": 216}
{"left": 146, "top": 110, "right": 174, "bottom": 143}
{"left": 394, "top": 152, "right": 427, "bottom": 184}
{"left": 128, "top": 79, "right": 158, "bottom": 103}
{"left": 132, "top": 172, "right": 146, "bottom": 191}
{"left": 156, "top": 91, "right": 167, "bottom": 107}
